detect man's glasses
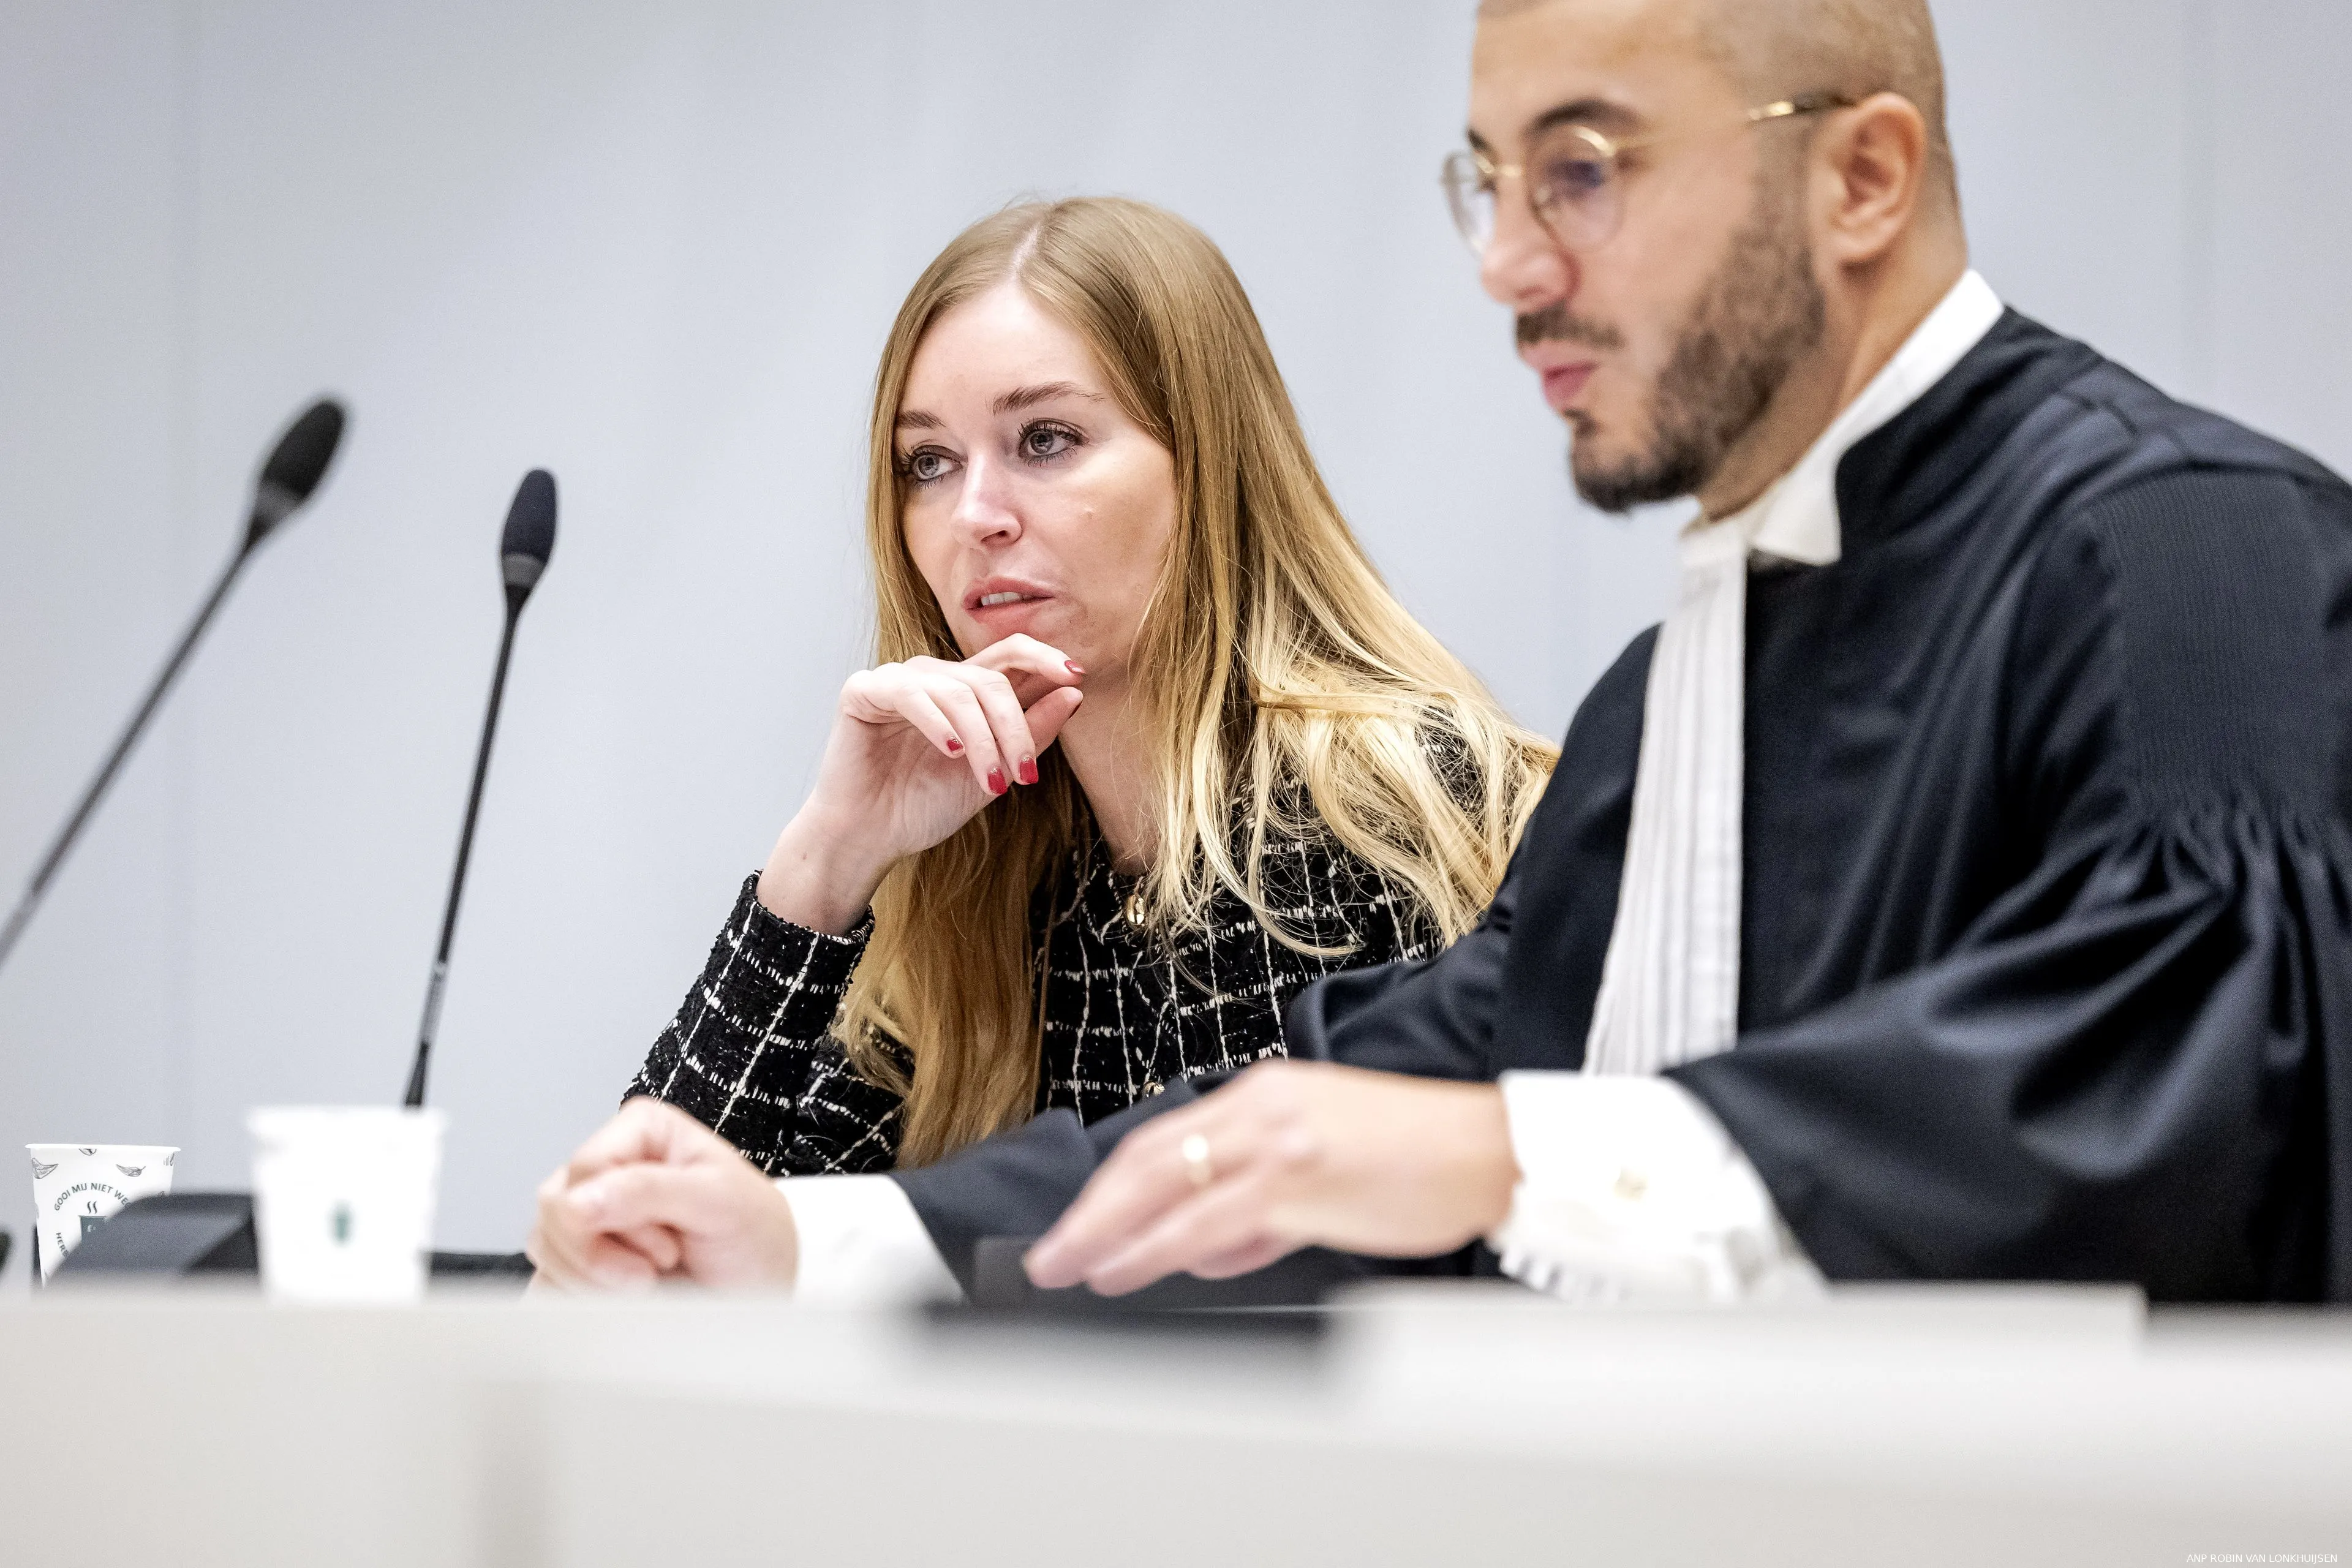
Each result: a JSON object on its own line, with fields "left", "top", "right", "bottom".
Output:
{"left": 1441, "top": 91, "right": 1855, "bottom": 257}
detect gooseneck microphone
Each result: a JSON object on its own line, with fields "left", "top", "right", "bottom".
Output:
{"left": 402, "top": 469, "right": 557, "bottom": 1108}
{"left": 0, "top": 397, "right": 347, "bottom": 978}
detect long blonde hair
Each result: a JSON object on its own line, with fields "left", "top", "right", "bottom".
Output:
{"left": 840, "top": 197, "right": 1555, "bottom": 1165}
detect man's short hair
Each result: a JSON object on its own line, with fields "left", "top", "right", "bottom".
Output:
{"left": 1479, "top": 0, "right": 1957, "bottom": 198}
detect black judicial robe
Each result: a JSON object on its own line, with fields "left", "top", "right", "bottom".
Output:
{"left": 897, "top": 312, "right": 2352, "bottom": 1304}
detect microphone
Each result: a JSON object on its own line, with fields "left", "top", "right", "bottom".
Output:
{"left": 402, "top": 469, "right": 557, "bottom": 1108}
{"left": 0, "top": 397, "right": 347, "bottom": 978}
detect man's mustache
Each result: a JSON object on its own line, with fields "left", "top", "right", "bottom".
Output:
{"left": 1516, "top": 301, "right": 1626, "bottom": 352}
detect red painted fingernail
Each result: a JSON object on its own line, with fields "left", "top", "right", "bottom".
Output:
{"left": 944, "top": 737, "right": 963, "bottom": 753}
{"left": 1065, "top": 660, "right": 1086, "bottom": 676}
{"left": 1017, "top": 758, "right": 1038, "bottom": 786}
{"left": 987, "top": 768, "right": 1008, "bottom": 794}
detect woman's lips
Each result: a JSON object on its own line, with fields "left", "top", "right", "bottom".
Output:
{"left": 968, "top": 591, "right": 1054, "bottom": 623}
{"left": 1541, "top": 363, "right": 1595, "bottom": 410}
{"left": 963, "top": 575, "right": 1057, "bottom": 614}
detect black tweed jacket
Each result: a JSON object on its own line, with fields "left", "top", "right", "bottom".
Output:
{"left": 628, "top": 836, "right": 1438, "bottom": 1174}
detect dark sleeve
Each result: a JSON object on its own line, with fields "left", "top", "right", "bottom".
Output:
{"left": 889, "top": 1082, "right": 1201, "bottom": 1294}
{"left": 628, "top": 875, "right": 908, "bottom": 1175}
{"left": 1673, "top": 470, "right": 2352, "bottom": 1303}
{"left": 1283, "top": 869, "right": 1517, "bottom": 1079}
{"left": 1285, "top": 628, "right": 1653, "bottom": 1080}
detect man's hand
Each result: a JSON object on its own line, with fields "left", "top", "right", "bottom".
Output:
{"left": 526, "top": 1098, "right": 799, "bottom": 1291}
{"left": 1022, "top": 1061, "right": 1520, "bottom": 1297}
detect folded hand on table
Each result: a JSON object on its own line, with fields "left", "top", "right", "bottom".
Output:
{"left": 1022, "top": 1061, "right": 1520, "bottom": 1297}
{"left": 526, "top": 1098, "right": 798, "bottom": 1291}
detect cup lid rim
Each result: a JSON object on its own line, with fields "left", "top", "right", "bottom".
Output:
{"left": 27, "top": 1143, "right": 181, "bottom": 1154}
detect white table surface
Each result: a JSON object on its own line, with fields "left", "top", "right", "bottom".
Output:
{"left": 6, "top": 1280, "right": 2348, "bottom": 1566}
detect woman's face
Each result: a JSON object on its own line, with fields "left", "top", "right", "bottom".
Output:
{"left": 895, "top": 281, "right": 1177, "bottom": 682}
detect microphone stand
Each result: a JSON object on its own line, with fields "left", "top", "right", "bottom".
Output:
{"left": 0, "top": 543, "right": 257, "bottom": 976}
{"left": 402, "top": 579, "right": 527, "bottom": 1109}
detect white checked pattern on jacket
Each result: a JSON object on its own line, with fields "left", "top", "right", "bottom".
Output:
{"left": 627, "top": 835, "right": 1437, "bottom": 1174}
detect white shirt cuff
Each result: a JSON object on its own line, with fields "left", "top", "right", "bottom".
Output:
{"left": 778, "top": 1174, "right": 963, "bottom": 1306}
{"left": 1485, "top": 1071, "right": 1822, "bottom": 1303}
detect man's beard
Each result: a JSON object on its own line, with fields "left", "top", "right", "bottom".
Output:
{"left": 1521, "top": 166, "right": 1827, "bottom": 514}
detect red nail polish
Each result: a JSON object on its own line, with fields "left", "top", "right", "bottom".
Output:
{"left": 945, "top": 737, "right": 963, "bottom": 753}
{"left": 1017, "top": 758, "right": 1038, "bottom": 786}
{"left": 987, "top": 768, "right": 1007, "bottom": 794}
{"left": 1065, "top": 660, "right": 1086, "bottom": 676}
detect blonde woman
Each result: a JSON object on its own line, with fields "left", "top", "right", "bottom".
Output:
{"left": 533, "top": 198, "right": 1549, "bottom": 1289}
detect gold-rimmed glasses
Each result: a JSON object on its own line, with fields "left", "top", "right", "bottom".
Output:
{"left": 1441, "top": 91, "right": 1856, "bottom": 257}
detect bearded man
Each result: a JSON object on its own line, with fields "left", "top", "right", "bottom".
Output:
{"left": 531, "top": 0, "right": 2352, "bottom": 1305}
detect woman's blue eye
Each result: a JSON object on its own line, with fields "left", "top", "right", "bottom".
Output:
{"left": 902, "top": 448, "right": 952, "bottom": 484}
{"left": 1021, "top": 423, "right": 1079, "bottom": 461}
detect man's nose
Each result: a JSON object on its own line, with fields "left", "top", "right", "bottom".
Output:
{"left": 1480, "top": 183, "right": 1578, "bottom": 317}
{"left": 952, "top": 455, "right": 1023, "bottom": 544}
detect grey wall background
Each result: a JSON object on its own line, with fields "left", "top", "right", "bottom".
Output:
{"left": 2, "top": 1, "right": 2346, "bottom": 1265}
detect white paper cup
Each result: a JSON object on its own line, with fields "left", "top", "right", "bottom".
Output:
{"left": 247, "top": 1107, "right": 445, "bottom": 1305}
{"left": 28, "top": 1144, "right": 179, "bottom": 1281}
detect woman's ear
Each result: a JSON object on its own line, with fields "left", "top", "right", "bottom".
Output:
{"left": 1813, "top": 91, "right": 1933, "bottom": 268}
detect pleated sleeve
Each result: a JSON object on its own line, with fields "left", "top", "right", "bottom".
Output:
{"left": 1673, "top": 470, "right": 2352, "bottom": 1302}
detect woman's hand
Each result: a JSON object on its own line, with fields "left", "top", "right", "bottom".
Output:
{"left": 526, "top": 1098, "right": 800, "bottom": 1291}
{"left": 758, "top": 634, "right": 1085, "bottom": 933}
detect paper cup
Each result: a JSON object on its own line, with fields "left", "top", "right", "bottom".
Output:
{"left": 247, "top": 1107, "right": 445, "bottom": 1305}
{"left": 28, "top": 1144, "right": 179, "bottom": 1281}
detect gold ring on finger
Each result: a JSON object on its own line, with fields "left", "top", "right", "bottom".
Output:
{"left": 1180, "top": 1132, "right": 1213, "bottom": 1192}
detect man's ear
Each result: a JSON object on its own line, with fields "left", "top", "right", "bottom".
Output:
{"left": 1813, "top": 91, "right": 1933, "bottom": 266}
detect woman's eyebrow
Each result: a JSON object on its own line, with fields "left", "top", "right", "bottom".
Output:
{"left": 894, "top": 409, "right": 943, "bottom": 431}
{"left": 994, "top": 382, "right": 1101, "bottom": 415}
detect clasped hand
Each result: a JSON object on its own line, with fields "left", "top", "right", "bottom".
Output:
{"left": 526, "top": 1098, "right": 799, "bottom": 1291}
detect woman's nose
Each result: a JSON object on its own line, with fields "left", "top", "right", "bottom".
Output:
{"left": 951, "top": 456, "right": 1023, "bottom": 544}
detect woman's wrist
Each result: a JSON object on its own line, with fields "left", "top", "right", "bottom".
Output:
{"left": 757, "top": 810, "right": 894, "bottom": 936}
